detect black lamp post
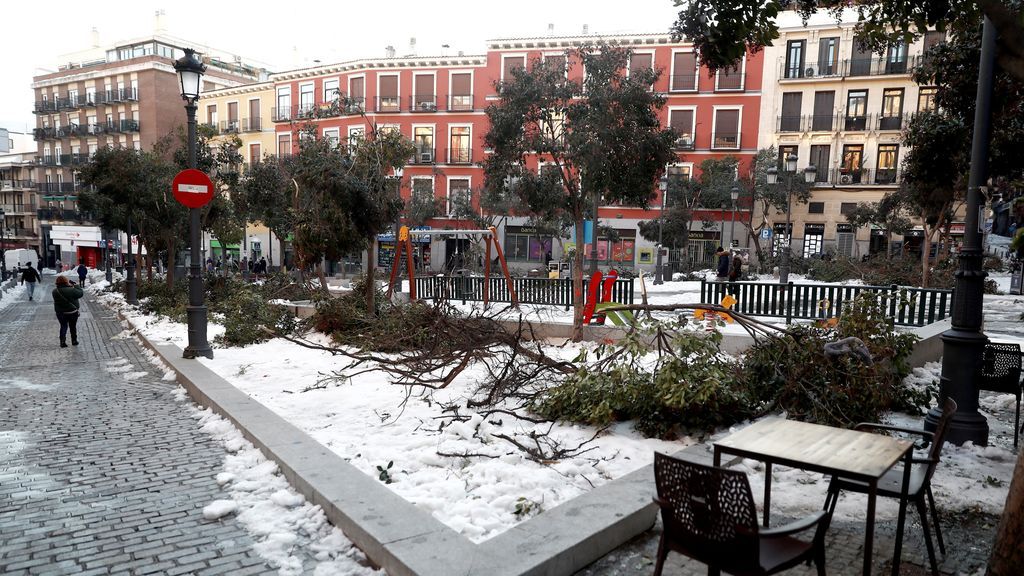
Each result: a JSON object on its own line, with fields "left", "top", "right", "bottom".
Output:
{"left": 766, "top": 154, "right": 816, "bottom": 284}
{"left": 655, "top": 176, "right": 668, "bottom": 285}
{"left": 0, "top": 209, "right": 6, "bottom": 280}
{"left": 926, "top": 18, "right": 997, "bottom": 446}
{"left": 175, "top": 48, "right": 213, "bottom": 360}
{"left": 728, "top": 186, "right": 740, "bottom": 249}
{"left": 125, "top": 216, "right": 137, "bottom": 303}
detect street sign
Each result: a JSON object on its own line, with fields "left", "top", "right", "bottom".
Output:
{"left": 172, "top": 169, "right": 215, "bottom": 208}
{"left": 760, "top": 228, "right": 772, "bottom": 240}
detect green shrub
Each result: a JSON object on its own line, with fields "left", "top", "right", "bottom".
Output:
{"left": 806, "top": 257, "right": 861, "bottom": 283}
{"left": 215, "top": 289, "right": 297, "bottom": 347}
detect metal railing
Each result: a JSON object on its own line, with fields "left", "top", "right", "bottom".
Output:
{"left": 243, "top": 117, "right": 262, "bottom": 132}
{"left": 37, "top": 182, "right": 80, "bottom": 194}
{"left": 445, "top": 147, "right": 472, "bottom": 165}
{"left": 711, "top": 132, "right": 741, "bottom": 149}
{"left": 37, "top": 208, "right": 87, "bottom": 222}
{"left": 780, "top": 60, "right": 843, "bottom": 80}
{"left": 59, "top": 153, "right": 90, "bottom": 166}
{"left": 842, "top": 114, "right": 871, "bottom": 131}
{"left": 415, "top": 275, "right": 635, "bottom": 310}
{"left": 410, "top": 96, "right": 438, "bottom": 112}
{"left": 877, "top": 113, "right": 908, "bottom": 131}
{"left": 874, "top": 169, "right": 898, "bottom": 185}
{"left": 780, "top": 56, "right": 920, "bottom": 80}
{"left": 120, "top": 119, "right": 140, "bottom": 132}
{"left": 700, "top": 279, "right": 952, "bottom": 327}
{"left": 447, "top": 94, "right": 474, "bottom": 111}
{"left": 1, "top": 201, "right": 38, "bottom": 212}
{"left": 33, "top": 100, "right": 58, "bottom": 114}
{"left": 1, "top": 181, "right": 35, "bottom": 191}
{"left": 777, "top": 115, "right": 803, "bottom": 132}
{"left": 219, "top": 119, "right": 240, "bottom": 134}
{"left": 343, "top": 98, "right": 366, "bottom": 115}
{"left": 714, "top": 74, "right": 746, "bottom": 91}
{"left": 32, "top": 127, "right": 55, "bottom": 140}
{"left": 374, "top": 97, "right": 401, "bottom": 113}
{"left": 829, "top": 168, "right": 872, "bottom": 186}
{"left": 668, "top": 74, "right": 699, "bottom": 92}
{"left": 410, "top": 146, "right": 435, "bottom": 165}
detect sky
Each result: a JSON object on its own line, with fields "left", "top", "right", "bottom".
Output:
{"left": 0, "top": 0, "right": 683, "bottom": 132}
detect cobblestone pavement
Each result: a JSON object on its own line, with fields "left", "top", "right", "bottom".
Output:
{"left": 0, "top": 276, "right": 280, "bottom": 575}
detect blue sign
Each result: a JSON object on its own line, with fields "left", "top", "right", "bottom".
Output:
{"left": 760, "top": 228, "right": 772, "bottom": 239}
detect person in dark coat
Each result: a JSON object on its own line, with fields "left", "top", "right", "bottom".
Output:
{"left": 20, "top": 262, "right": 41, "bottom": 300}
{"left": 728, "top": 251, "right": 743, "bottom": 295}
{"left": 76, "top": 263, "right": 88, "bottom": 285}
{"left": 52, "top": 275, "right": 84, "bottom": 347}
{"left": 715, "top": 247, "right": 730, "bottom": 280}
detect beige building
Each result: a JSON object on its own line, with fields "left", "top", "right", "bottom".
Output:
{"left": 201, "top": 82, "right": 278, "bottom": 265}
{"left": 757, "top": 9, "right": 944, "bottom": 258}
{"left": 1, "top": 128, "right": 40, "bottom": 255}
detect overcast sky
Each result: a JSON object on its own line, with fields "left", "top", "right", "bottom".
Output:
{"left": 1, "top": 0, "right": 682, "bottom": 132}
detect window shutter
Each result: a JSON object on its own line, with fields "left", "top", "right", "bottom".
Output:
{"left": 503, "top": 56, "right": 525, "bottom": 79}
{"left": 630, "top": 53, "right": 652, "bottom": 75}
{"left": 379, "top": 75, "right": 398, "bottom": 98}
{"left": 350, "top": 77, "right": 365, "bottom": 99}
{"left": 451, "top": 73, "right": 471, "bottom": 95}
{"left": 672, "top": 52, "right": 697, "bottom": 90}
{"left": 669, "top": 110, "right": 693, "bottom": 138}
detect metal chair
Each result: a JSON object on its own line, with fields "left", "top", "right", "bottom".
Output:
{"left": 653, "top": 452, "right": 828, "bottom": 576}
{"left": 822, "top": 398, "right": 957, "bottom": 576}
{"left": 979, "top": 342, "right": 1023, "bottom": 448}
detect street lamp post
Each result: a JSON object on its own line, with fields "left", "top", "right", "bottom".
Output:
{"left": 766, "top": 154, "right": 816, "bottom": 284}
{"left": 655, "top": 176, "right": 668, "bottom": 285}
{"left": 125, "top": 217, "right": 137, "bottom": 303}
{"left": 728, "top": 186, "right": 740, "bottom": 249}
{"left": 0, "top": 209, "right": 6, "bottom": 280}
{"left": 175, "top": 48, "right": 213, "bottom": 360}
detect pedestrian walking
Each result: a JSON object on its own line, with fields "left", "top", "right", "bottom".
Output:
{"left": 715, "top": 246, "right": 730, "bottom": 281}
{"left": 55, "top": 258, "right": 62, "bottom": 272}
{"left": 259, "top": 257, "right": 267, "bottom": 276}
{"left": 77, "top": 263, "right": 88, "bottom": 285}
{"left": 52, "top": 275, "right": 84, "bottom": 348}
{"left": 728, "top": 251, "right": 743, "bottom": 295}
{"left": 20, "top": 262, "right": 41, "bottom": 301}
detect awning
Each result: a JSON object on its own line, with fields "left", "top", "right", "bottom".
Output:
{"left": 210, "top": 240, "right": 241, "bottom": 249}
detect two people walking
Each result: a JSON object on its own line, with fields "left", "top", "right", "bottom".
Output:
{"left": 714, "top": 246, "right": 744, "bottom": 295}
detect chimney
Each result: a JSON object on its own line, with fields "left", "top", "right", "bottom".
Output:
{"left": 582, "top": 24, "right": 589, "bottom": 35}
{"left": 409, "top": 37, "right": 417, "bottom": 56}
{"left": 458, "top": 50, "right": 464, "bottom": 57}
{"left": 547, "top": 23, "right": 554, "bottom": 36}
{"left": 441, "top": 44, "right": 450, "bottom": 57}
{"left": 154, "top": 9, "right": 166, "bottom": 34}
{"left": 385, "top": 45, "right": 396, "bottom": 58}
{"left": 91, "top": 27, "right": 100, "bottom": 48}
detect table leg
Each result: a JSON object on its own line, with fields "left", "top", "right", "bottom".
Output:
{"left": 891, "top": 449, "right": 913, "bottom": 576}
{"left": 763, "top": 462, "right": 772, "bottom": 527}
{"left": 713, "top": 446, "right": 721, "bottom": 467}
{"left": 864, "top": 482, "right": 877, "bottom": 576}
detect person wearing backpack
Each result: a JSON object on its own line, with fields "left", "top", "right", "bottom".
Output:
{"left": 52, "top": 275, "right": 84, "bottom": 347}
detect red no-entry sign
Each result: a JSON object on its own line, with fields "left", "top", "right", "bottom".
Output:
{"left": 172, "top": 169, "right": 215, "bottom": 208}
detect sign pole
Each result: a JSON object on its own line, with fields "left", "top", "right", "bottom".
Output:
{"left": 180, "top": 102, "right": 213, "bottom": 359}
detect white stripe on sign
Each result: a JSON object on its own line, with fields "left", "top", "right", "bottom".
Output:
{"left": 178, "top": 184, "right": 208, "bottom": 194}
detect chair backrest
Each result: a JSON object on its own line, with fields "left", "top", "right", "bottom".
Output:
{"left": 924, "top": 397, "right": 958, "bottom": 484}
{"left": 980, "top": 343, "right": 1023, "bottom": 395}
{"left": 654, "top": 452, "right": 760, "bottom": 570}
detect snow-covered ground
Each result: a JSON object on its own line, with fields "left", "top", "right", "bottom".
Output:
{"left": 86, "top": 269, "right": 1019, "bottom": 546}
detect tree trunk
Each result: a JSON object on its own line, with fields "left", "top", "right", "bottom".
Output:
{"left": 988, "top": 450, "right": 1024, "bottom": 574}
{"left": 279, "top": 237, "right": 287, "bottom": 271}
{"left": 571, "top": 218, "right": 586, "bottom": 340}
{"left": 921, "top": 228, "right": 932, "bottom": 288}
{"left": 146, "top": 253, "right": 153, "bottom": 281}
{"left": 165, "top": 238, "right": 176, "bottom": 290}
{"left": 365, "top": 238, "right": 376, "bottom": 314}
{"left": 316, "top": 261, "right": 329, "bottom": 296}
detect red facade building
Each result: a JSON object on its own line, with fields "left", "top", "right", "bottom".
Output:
{"left": 270, "top": 34, "right": 762, "bottom": 272}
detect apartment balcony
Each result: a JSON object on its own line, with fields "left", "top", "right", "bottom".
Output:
{"left": 668, "top": 74, "right": 699, "bottom": 92}
{"left": 295, "top": 103, "right": 318, "bottom": 120}
{"left": 671, "top": 135, "right": 695, "bottom": 150}
{"left": 33, "top": 100, "right": 58, "bottom": 114}
{"left": 315, "top": 100, "right": 342, "bottom": 118}
{"left": 59, "top": 153, "right": 90, "bottom": 166}
{"left": 343, "top": 98, "right": 366, "bottom": 115}
{"left": 777, "top": 115, "right": 804, "bottom": 133}
{"left": 8, "top": 227, "right": 39, "bottom": 238}
{"left": 874, "top": 168, "right": 898, "bottom": 185}
{"left": 410, "top": 146, "right": 435, "bottom": 165}
{"left": 243, "top": 117, "right": 262, "bottom": 132}
{"left": 106, "top": 89, "right": 123, "bottom": 103}
{"left": 120, "top": 119, "right": 140, "bottom": 132}
{"left": 829, "top": 168, "right": 871, "bottom": 186}
{"left": 877, "top": 113, "right": 908, "bottom": 131}
{"left": 1, "top": 201, "right": 38, "bottom": 214}
{"left": 32, "top": 127, "right": 55, "bottom": 141}
{"left": 375, "top": 97, "right": 401, "bottom": 113}
{"left": 80, "top": 93, "right": 97, "bottom": 107}
{"left": 68, "top": 123, "right": 88, "bottom": 137}
{"left": 120, "top": 87, "right": 138, "bottom": 101}
{"left": 56, "top": 97, "right": 76, "bottom": 111}
{"left": 710, "top": 132, "right": 740, "bottom": 150}
{"left": 37, "top": 182, "right": 81, "bottom": 195}
{"left": 36, "top": 156, "right": 58, "bottom": 167}
{"left": 219, "top": 119, "right": 240, "bottom": 134}
{"left": 445, "top": 147, "right": 472, "bottom": 165}
{"left": 714, "top": 74, "right": 745, "bottom": 91}
{"left": 842, "top": 114, "right": 871, "bottom": 132}
{"left": 447, "top": 94, "right": 474, "bottom": 112}
{"left": 105, "top": 121, "right": 123, "bottom": 134}
{"left": 37, "top": 208, "right": 88, "bottom": 223}
{"left": 200, "top": 122, "right": 219, "bottom": 134}
{"left": 780, "top": 56, "right": 919, "bottom": 80}
{"left": 271, "top": 106, "right": 291, "bottom": 122}
{"left": 808, "top": 114, "right": 838, "bottom": 132}
{"left": 1, "top": 181, "right": 35, "bottom": 192}
{"left": 87, "top": 123, "right": 106, "bottom": 136}
{"left": 409, "top": 95, "right": 438, "bottom": 113}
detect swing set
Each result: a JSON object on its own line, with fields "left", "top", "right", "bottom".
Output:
{"left": 386, "top": 225, "right": 520, "bottom": 307}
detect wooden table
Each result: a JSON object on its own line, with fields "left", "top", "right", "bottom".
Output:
{"left": 713, "top": 418, "right": 913, "bottom": 576}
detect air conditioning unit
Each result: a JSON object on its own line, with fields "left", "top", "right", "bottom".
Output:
{"left": 419, "top": 101, "right": 437, "bottom": 111}
{"left": 674, "top": 137, "right": 692, "bottom": 148}
{"left": 805, "top": 67, "right": 815, "bottom": 78}
{"left": 839, "top": 174, "right": 853, "bottom": 185}
{"left": 419, "top": 151, "right": 434, "bottom": 163}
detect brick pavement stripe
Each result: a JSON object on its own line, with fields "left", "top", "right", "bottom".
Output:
{"left": 0, "top": 280, "right": 275, "bottom": 575}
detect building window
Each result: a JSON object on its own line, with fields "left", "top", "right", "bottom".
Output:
{"left": 348, "top": 126, "right": 364, "bottom": 149}
{"left": 802, "top": 224, "right": 825, "bottom": 258}
{"left": 779, "top": 93, "right": 802, "bottom": 132}
{"left": 504, "top": 226, "right": 553, "bottom": 262}
{"left": 845, "top": 90, "right": 868, "bottom": 130}
{"left": 206, "top": 105, "right": 217, "bottom": 126}
{"left": 840, "top": 202, "right": 857, "bottom": 215}
{"left": 501, "top": 55, "right": 526, "bottom": 83}
{"left": 840, "top": 144, "right": 864, "bottom": 184}
{"left": 716, "top": 62, "right": 744, "bottom": 91}
{"left": 668, "top": 108, "right": 695, "bottom": 147}
{"left": 323, "top": 128, "right": 340, "bottom": 149}
{"left": 448, "top": 178, "right": 471, "bottom": 216}
{"left": 249, "top": 143, "right": 261, "bottom": 166}
{"left": 817, "top": 37, "right": 839, "bottom": 76}
{"left": 836, "top": 223, "right": 855, "bottom": 256}
{"left": 449, "top": 126, "right": 471, "bottom": 164}
{"left": 414, "top": 127, "right": 434, "bottom": 163}
{"left": 411, "top": 177, "right": 434, "bottom": 206}
{"left": 670, "top": 51, "right": 698, "bottom": 91}
{"left": 918, "top": 87, "right": 938, "bottom": 113}
{"left": 809, "top": 202, "right": 825, "bottom": 214}
{"left": 348, "top": 76, "right": 365, "bottom": 111}
{"left": 277, "top": 134, "right": 291, "bottom": 157}
{"left": 809, "top": 145, "right": 830, "bottom": 183}
{"left": 778, "top": 145, "right": 798, "bottom": 167}
{"left": 879, "top": 88, "right": 904, "bottom": 130}
{"left": 785, "top": 40, "right": 806, "bottom": 79}
{"left": 299, "top": 84, "right": 315, "bottom": 117}
{"left": 885, "top": 42, "right": 908, "bottom": 74}
{"left": 276, "top": 87, "right": 291, "bottom": 121}
{"left": 413, "top": 73, "right": 436, "bottom": 110}
{"left": 712, "top": 108, "right": 741, "bottom": 149}
{"left": 772, "top": 223, "right": 792, "bottom": 256}
{"left": 378, "top": 75, "right": 399, "bottom": 112}
{"left": 449, "top": 73, "right": 473, "bottom": 111}
{"left": 876, "top": 144, "right": 899, "bottom": 184}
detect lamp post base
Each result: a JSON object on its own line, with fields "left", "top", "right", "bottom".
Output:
{"left": 183, "top": 303, "right": 214, "bottom": 359}
{"left": 926, "top": 328, "right": 989, "bottom": 446}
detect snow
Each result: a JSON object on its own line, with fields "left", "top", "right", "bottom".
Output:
{"left": 86, "top": 273, "right": 1019, "bottom": 548}
{"left": 203, "top": 499, "right": 238, "bottom": 520}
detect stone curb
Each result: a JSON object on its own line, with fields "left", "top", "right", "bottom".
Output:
{"left": 118, "top": 308, "right": 659, "bottom": 576}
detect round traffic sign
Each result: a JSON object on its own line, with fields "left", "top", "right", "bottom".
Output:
{"left": 172, "top": 169, "right": 215, "bottom": 209}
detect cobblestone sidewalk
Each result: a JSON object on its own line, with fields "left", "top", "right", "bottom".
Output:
{"left": 0, "top": 277, "right": 280, "bottom": 575}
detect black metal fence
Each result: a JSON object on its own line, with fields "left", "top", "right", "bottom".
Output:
{"left": 414, "top": 275, "right": 635, "bottom": 310}
{"left": 700, "top": 279, "right": 952, "bottom": 327}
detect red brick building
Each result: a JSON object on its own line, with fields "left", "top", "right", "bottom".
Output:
{"left": 270, "top": 33, "right": 763, "bottom": 273}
